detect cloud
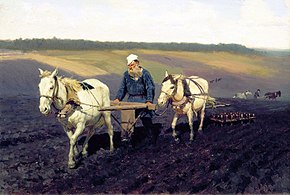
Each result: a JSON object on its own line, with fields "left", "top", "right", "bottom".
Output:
{"left": 0, "top": 0, "right": 288, "bottom": 49}
{"left": 240, "top": 0, "right": 286, "bottom": 26}
{"left": 237, "top": 0, "right": 289, "bottom": 49}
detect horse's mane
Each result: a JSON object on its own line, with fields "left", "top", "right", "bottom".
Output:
{"left": 162, "top": 74, "right": 187, "bottom": 83}
{"left": 60, "top": 77, "right": 82, "bottom": 92}
{"left": 39, "top": 70, "right": 82, "bottom": 92}
{"left": 39, "top": 70, "right": 52, "bottom": 78}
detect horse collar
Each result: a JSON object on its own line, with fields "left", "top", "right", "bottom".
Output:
{"left": 171, "top": 96, "right": 189, "bottom": 106}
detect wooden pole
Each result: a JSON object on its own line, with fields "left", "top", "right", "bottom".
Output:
{"left": 99, "top": 101, "right": 156, "bottom": 111}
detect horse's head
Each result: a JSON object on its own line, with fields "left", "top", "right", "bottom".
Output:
{"left": 38, "top": 68, "right": 58, "bottom": 115}
{"left": 157, "top": 71, "right": 177, "bottom": 106}
{"left": 245, "top": 90, "right": 252, "bottom": 96}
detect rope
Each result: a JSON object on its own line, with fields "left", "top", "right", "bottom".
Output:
{"left": 153, "top": 101, "right": 170, "bottom": 116}
{"left": 80, "top": 82, "right": 102, "bottom": 109}
{"left": 186, "top": 77, "right": 207, "bottom": 97}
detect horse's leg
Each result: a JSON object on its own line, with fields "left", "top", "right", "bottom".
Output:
{"left": 103, "top": 111, "right": 114, "bottom": 152}
{"left": 67, "top": 131, "right": 79, "bottom": 155}
{"left": 172, "top": 113, "right": 179, "bottom": 141}
{"left": 187, "top": 110, "right": 194, "bottom": 141}
{"left": 68, "top": 123, "right": 85, "bottom": 169}
{"left": 60, "top": 122, "right": 72, "bottom": 139}
{"left": 198, "top": 103, "right": 206, "bottom": 132}
{"left": 61, "top": 125, "right": 79, "bottom": 156}
{"left": 82, "top": 126, "right": 95, "bottom": 157}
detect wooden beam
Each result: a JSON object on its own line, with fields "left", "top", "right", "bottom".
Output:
{"left": 99, "top": 101, "right": 156, "bottom": 111}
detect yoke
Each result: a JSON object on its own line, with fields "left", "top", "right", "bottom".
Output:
{"left": 99, "top": 101, "right": 156, "bottom": 135}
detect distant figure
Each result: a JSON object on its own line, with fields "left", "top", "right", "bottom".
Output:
{"left": 216, "top": 78, "right": 222, "bottom": 82}
{"left": 264, "top": 90, "right": 281, "bottom": 100}
{"left": 233, "top": 90, "right": 252, "bottom": 99}
{"left": 209, "top": 78, "right": 222, "bottom": 84}
{"left": 254, "top": 89, "right": 261, "bottom": 99}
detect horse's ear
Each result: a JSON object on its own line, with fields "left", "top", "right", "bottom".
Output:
{"left": 51, "top": 68, "right": 58, "bottom": 77}
{"left": 38, "top": 68, "right": 44, "bottom": 75}
{"left": 165, "top": 71, "right": 168, "bottom": 77}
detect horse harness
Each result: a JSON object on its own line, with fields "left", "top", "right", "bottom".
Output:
{"left": 162, "top": 75, "right": 208, "bottom": 110}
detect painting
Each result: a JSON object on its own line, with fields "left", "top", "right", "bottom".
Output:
{"left": 0, "top": 0, "right": 289, "bottom": 193}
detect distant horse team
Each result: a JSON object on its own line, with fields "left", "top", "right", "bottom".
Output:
{"left": 264, "top": 90, "right": 281, "bottom": 100}
{"left": 232, "top": 90, "right": 281, "bottom": 100}
{"left": 233, "top": 90, "right": 252, "bottom": 99}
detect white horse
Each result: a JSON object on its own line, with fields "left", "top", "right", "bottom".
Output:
{"left": 157, "top": 71, "right": 209, "bottom": 142}
{"left": 38, "top": 68, "right": 114, "bottom": 168}
{"left": 233, "top": 90, "right": 252, "bottom": 99}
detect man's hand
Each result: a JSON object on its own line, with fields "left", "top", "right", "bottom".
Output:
{"left": 146, "top": 101, "right": 155, "bottom": 110}
{"left": 112, "top": 99, "right": 120, "bottom": 105}
{"left": 146, "top": 101, "right": 153, "bottom": 106}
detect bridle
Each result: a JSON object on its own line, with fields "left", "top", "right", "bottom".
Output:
{"left": 160, "top": 75, "right": 178, "bottom": 100}
{"left": 39, "top": 76, "right": 65, "bottom": 107}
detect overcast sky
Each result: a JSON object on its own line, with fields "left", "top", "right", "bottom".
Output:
{"left": 0, "top": 0, "right": 289, "bottom": 49}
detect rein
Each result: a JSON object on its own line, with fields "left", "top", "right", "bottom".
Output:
{"left": 154, "top": 101, "right": 170, "bottom": 116}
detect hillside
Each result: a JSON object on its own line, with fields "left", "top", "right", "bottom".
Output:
{"left": 0, "top": 50, "right": 289, "bottom": 100}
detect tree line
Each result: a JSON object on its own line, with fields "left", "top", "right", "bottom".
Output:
{"left": 0, "top": 38, "right": 261, "bottom": 55}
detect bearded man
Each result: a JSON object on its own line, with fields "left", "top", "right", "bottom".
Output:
{"left": 113, "top": 54, "right": 156, "bottom": 145}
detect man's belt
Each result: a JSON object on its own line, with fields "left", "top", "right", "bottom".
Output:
{"left": 129, "top": 94, "right": 144, "bottom": 97}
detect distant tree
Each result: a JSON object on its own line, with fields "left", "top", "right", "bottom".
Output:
{"left": 0, "top": 38, "right": 262, "bottom": 55}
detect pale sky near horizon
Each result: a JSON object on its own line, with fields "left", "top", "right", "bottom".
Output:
{"left": 0, "top": 0, "right": 289, "bottom": 49}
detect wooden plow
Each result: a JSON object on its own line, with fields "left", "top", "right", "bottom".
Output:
{"left": 99, "top": 101, "right": 156, "bottom": 137}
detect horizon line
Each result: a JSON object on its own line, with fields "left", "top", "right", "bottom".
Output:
{"left": 0, "top": 38, "right": 289, "bottom": 51}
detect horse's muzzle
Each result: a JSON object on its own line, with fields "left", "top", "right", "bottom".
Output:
{"left": 39, "top": 106, "right": 51, "bottom": 116}
{"left": 157, "top": 99, "right": 166, "bottom": 107}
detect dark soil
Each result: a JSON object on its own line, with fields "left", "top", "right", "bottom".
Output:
{"left": 0, "top": 59, "right": 289, "bottom": 194}
{"left": 0, "top": 96, "right": 289, "bottom": 194}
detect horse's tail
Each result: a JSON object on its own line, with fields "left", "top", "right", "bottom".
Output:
{"left": 206, "top": 95, "right": 216, "bottom": 108}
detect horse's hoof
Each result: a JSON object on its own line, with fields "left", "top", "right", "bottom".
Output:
{"left": 186, "top": 140, "right": 193, "bottom": 146}
{"left": 120, "top": 140, "right": 130, "bottom": 148}
{"left": 81, "top": 152, "right": 88, "bottom": 158}
{"left": 198, "top": 130, "right": 203, "bottom": 135}
{"left": 174, "top": 137, "right": 180, "bottom": 143}
{"left": 68, "top": 162, "right": 76, "bottom": 169}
